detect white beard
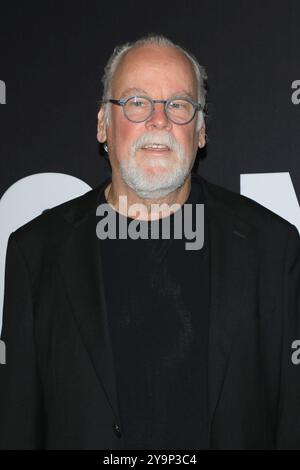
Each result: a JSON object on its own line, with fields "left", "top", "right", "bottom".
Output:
{"left": 119, "top": 134, "right": 194, "bottom": 199}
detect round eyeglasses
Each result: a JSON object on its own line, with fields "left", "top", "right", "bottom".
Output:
{"left": 102, "top": 95, "right": 203, "bottom": 125}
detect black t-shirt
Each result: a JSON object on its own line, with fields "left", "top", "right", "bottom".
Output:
{"left": 97, "top": 173, "right": 210, "bottom": 450}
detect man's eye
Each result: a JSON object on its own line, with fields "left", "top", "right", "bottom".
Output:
{"left": 169, "top": 101, "right": 183, "bottom": 109}
{"left": 128, "top": 99, "right": 146, "bottom": 107}
{"left": 127, "top": 102, "right": 143, "bottom": 108}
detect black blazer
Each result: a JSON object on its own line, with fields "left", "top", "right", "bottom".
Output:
{"left": 0, "top": 173, "right": 299, "bottom": 450}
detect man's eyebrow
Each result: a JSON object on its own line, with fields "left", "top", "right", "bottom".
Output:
{"left": 120, "top": 87, "right": 148, "bottom": 97}
{"left": 171, "top": 90, "right": 195, "bottom": 100}
{"left": 120, "top": 87, "right": 196, "bottom": 100}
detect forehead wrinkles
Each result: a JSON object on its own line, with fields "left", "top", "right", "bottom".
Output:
{"left": 112, "top": 46, "right": 197, "bottom": 97}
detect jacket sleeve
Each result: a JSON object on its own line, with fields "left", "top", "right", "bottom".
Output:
{"left": 276, "top": 224, "right": 300, "bottom": 449}
{"left": 0, "top": 233, "right": 45, "bottom": 449}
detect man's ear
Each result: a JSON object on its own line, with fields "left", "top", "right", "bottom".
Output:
{"left": 198, "top": 123, "right": 206, "bottom": 149}
{"left": 97, "top": 105, "right": 107, "bottom": 143}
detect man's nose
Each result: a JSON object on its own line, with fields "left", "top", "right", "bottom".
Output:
{"left": 145, "top": 103, "right": 172, "bottom": 130}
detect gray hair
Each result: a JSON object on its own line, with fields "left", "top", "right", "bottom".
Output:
{"left": 100, "top": 33, "right": 208, "bottom": 132}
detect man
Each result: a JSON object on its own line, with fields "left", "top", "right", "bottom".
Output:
{"left": 0, "top": 33, "right": 300, "bottom": 450}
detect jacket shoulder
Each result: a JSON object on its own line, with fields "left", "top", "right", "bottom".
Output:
{"left": 197, "top": 174, "right": 299, "bottom": 239}
{"left": 9, "top": 184, "right": 102, "bottom": 254}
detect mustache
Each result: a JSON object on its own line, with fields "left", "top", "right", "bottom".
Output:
{"left": 132, "top": 132, "right": 179, "bottom": 151}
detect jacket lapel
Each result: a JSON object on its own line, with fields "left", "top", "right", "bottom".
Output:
{"left": 201, "top": 178, "right": 257, "bottom": 443}
{"left": 59, "top": 178, "right": 121, "bottom": 422}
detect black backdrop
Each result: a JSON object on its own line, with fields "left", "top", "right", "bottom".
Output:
{"left": 0, "top": 0, "right": 299, "bottom": 198}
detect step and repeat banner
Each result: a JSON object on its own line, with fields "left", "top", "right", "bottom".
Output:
{"left": 0, "top": 0, "right": 299, "bottom": 332}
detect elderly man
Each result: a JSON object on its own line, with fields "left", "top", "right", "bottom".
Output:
{"left": 0, "top": 33, "right": 300, "bottom": 450}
